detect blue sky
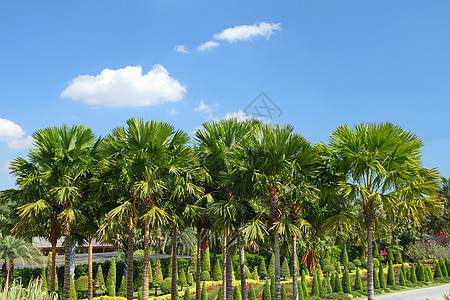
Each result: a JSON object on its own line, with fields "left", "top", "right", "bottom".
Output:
{"left": 1, "top": 1, "right": 449, "bottom": 190}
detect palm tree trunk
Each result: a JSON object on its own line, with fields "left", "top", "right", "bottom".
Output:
{"left": 239, "top": 246, "right": 247, "bottom": 300}
{"left": 366, "top": 219, "right": 375, "bottom": 300}
{"left": 222, "top": 225, "right": 228, "bottom": 300}
{"left": 88, "top": 237, "right": 93, "bottom": 300}
{"left": 196, "top": 223, "right": 202, "bottom": 300}
{"left": 225, "top": 222, "right": 232, "bottom": 300}
{"left": 63, "top": 224, "right": 71, "bottom": 300}
{"left": 142, "top": 219, "right": 150, "bottom": 300}
{"left": 274, "top": 230, "right": 281, "bottom": 300}
{"left": 171, "top": 226, "right": 178, "bottom": 300}
{"left": 2, "top": 267, "right": 10, "bottom": 300}
{"left": 51, "top": 239, "right": 57, "bottom": 293}
{"left": 127, "top": 216, "right": 134, "bottom": 300}
{"left": 292, "top": 235, "right": 298, "bottom": 300}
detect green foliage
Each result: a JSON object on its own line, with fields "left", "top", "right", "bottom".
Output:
{"left": 387, "top": 260, "right": 395, "bottom": 285}
{"left": 262, "top": 281, "right": 271, "bottom": 300}
{"left": 434, "top": 261, "right": 443, "bottom": 278}
{"left": 373, "top": 243, "right": 380, "bottom": 260}
{"left": 248, "top": 284, "right": 256, "bottom": 300}
{"left": 201, "top": 282, "right": 207, "bottom": 300}
{"left": 244, "top": 265, "right": 251, "bottom": 280}
{"left": 154, "top": 260, "right": 164, "bottom": 285}
{"left": 268, "top": 254, "right": 275, "bottom": 278}
{"left": 106, "top": 257, "right": 116, "bottom": 296}
{"left": 387, "top": 249, "right": 394, "bottom": 261}
{"left": 281, "top": 284, "right": 287, "bottom": 300}
{"left": 94, "top": 265, "right": 107, "bottom": 296}
{"left": 399, "top": 268, "right": 406, "bottom": 286}
{"left": 202, "top": 248, "right": 211, "bottom": 272}
{"left": 178, "top": 268, "right": 187, "bottom": 287}
{"left": 345, "top": 262, "right": 356, "bottom": 271}
{"left": 213, "top": 263, "right": 222, "bottom": 281}
{"left": 217, "top": 286, "right": 223, "bottom": 300}
{"left": 341, "top": 245, "right": 349, "bottom": 265}
{"left": 323, "top": 264, "right": 335, "bottom": 274}
{"left": 325, "top": 276, "right": 332, "bottom": 294}
{"left": 281, "top": 257, "right": 290, "bottom": 279}
{"left": 138, "top": 291, "right": 142, "bottom": 300}
{"left": 354, "top": 268, "right": 362, "bottom": 291}
{"left": 372, "top": 258, "right": 379, "bottom": 269}
{"left": 298, "top": 278, "right": 305, "bottom": 300}
{"left": 259, "top": 258, "right": 268, "bottom": 279}
{"left": 301, "top": 270, "right": 308, "bottom": 298}
{"left": 411, "top": 265, "right": 417, "bottom": 284}
{"left": 311, "top": 272, "right": 320, "bottom": 296}
{"left": 342, "top": 268, "right": 351, "bottom": 293}
{"left": 41, "top": 266, "right": 47, "bottom": 291}
{"left": 321, "top": 259, "right": 331, "bottom": 267}
{"left": 117, "top": 276, "right": 126, "bottom": 297}
{"left": 379, "top": 263, "right": 386, "bottom": 288}
{"left": 330, "top": 273, "right": 336, "bottom": 292}
{"left": 373, "top": 268, "right": 380, "bottom": 290}
{"left": 187, "top": 272, "right": 194, "bottom": 286}
{"left": 352, "top": 259, "right": 361, "bottom": 267}
{"left": 201, "top": 270, "right": 210, "bottom": 281}
{"left": 401, "top": 263, "right": 406, "bottom": 280}
{"left": 271, "top": 274, "right": 275, "bottom": 300}
{"left": 329, "top": 246, "right": 342, "bottom": 264}
{"left": 252, "top": 267, "right": 259, "bottom": 281}
{"left": 191, "top": 246, "right": 198, "bottom": 276}
{"left": 395, "top": 249, "right": 402, "bottom": 264}
{"left": 416, "top": 263, "right": 425, "bottom": 282}
{"left": 233, "top": 286, "right": 242, "bottom": 300}
{"left": 75, "top": 275, "right": 88, "bottom": 292}
{"left": 70, "top": 275, "right": 78, "bottom": 300}
{"left": 440, "top": 259, "right": 448, "bottom": 277}
{"left": 334, "top": 273, "right": 342, "bottom": 293}
{"left": 446, "top": 258, "right": 450, "bottom": 277}
{"left": 160, "top": 278, "right": 172, "bottom": 294}
{"left": 184, "top": 288, "right": 191, "bottom": 300}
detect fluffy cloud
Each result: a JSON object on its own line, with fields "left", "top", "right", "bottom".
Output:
{"left": 174, "top": 45, "right": 190, "bottom": 53}
{"left": 168, "top": 108, "right": 180, "bottom": 116}
{"left": 198, "top": 41, "right": 220, "bottom": 51}
{"left": 61, "top": 65, "right": 186, "bottom": 107}
{"left": 223, "top": 110, "right": 253, "bottom": 122}
{"left": 213, "top": 22, "right": 281, "bottom": 42}
{"left": 0, "top": 118, "right": 33, "bottom": 149}
{"left": 194, "top": 100, "right": 218, "bottom": 120}
{"left": 0, "top": 161, "right": 10, "bottom": 173}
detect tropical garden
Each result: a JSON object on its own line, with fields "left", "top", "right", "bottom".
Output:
{"left": 0, "top": 118, "right": 449, "bottom": 300}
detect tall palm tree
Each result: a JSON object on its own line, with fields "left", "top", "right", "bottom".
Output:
{"left": 0, "top": 235, "right": 43, "bottom": 300}
{"left": 196, "top": 118, "right": 254, "bottom": 300}
{"left": 323, "top": 122, "right": 441, "bottom": 300}
{"left": 236, "top": 122, "right": 312, "bottom": 300}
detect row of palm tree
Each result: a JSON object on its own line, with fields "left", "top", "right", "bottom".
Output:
{"left": 0, "top": 118, "right": 442, "bottom": 300}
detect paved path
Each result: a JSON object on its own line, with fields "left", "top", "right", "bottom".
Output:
{"left": 362, "top": 284, "right": 450, "bottom": 300}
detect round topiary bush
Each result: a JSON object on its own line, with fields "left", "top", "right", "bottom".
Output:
{"left": 321, "top": 259, "right": 332, "bottom": 267}
{"left": 161, "top": 277, "right": 177, "bottom": 294}
{"left": 76, "top": 275, "right": 88, "bottom": 292}
{"left": 201, "top": 270, "right": 211, "bottom": 281}
{"left": 372, "top": 258, "right": 380, "bottom": 269}
{"left": 345, "top": 262, "right": 356, "bottom": 271}
{"left": 323, "top": 264, "right": 335, "bottom": 273}
{"left": 353, "top": 259, "right": 362, "bottom": 267}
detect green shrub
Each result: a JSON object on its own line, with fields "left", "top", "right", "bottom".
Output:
{"left": 70, "top": 275, "right": 77, "bottom": 300}
{"left": 184, "top": 288, "right": 191, "bottom": 300}
{"left": 281, "top": 258, "right": 290, "bottom": 279}
{"left": 138, "top": 290, "right": 142, "bottom": 300}
{"left": 334, "top": 273, "right": 343, "bottom": 293}
{"left": 373, "top": 268, "right": 380, "bottom": 289}
{"left": 354, "top": 268, "right": 362, "bottom": 291}
{"left": 342, "top": 268, "right": 351, "bottom": 293}
{"left": 212, "top": 263, "right": 222, "bottom": 281}
{"left": 281, "top": 284, "right": 287, "bottom": 300}
{"left": 160, "top": 278, "right": 174, "bottom": 295}
{"left": 268, "top": 254, "right": 275, "bottom": 278}
{"left": 301, "top": 270, "right": 308, "bottom": 298}
{"left": 395, "top": 249, "right": 402, "bottom": 264}
{"left": 387, "top": 249, "right": 394, "bottom": 261}
{"left": 117, "top": 276, "right": 126, "bottom": 297}
{"left": 262, "top": 281, "right": 271, "bottom": 300}
{"left": 411, "top": 265, "right": 418, "bottom": 284}
{"left": 341, "top": 245, "right": 349, "bottom": 265}
{"left": 202, "top": 248, "right": 211, "bottom": 273}
{"left": 440, "top": 259, "right": 448, "bottom": 277}
{"left": 417, "top": 263, "right": 425, "bottom": 282}
{"left": 252, "top": 267, "right": 259, "bottom": 281}
{"left": 201, "top": 282, "right": 207, "bottom": 300}
{"left": 271, "top": 275, "right": 275, "bottom": 300}
{"left": 345, "top": 262, "right": 356, "bottom": 271}
{"left": 399, "top": 269, "right": 406, "bottom": 286}
{"left": 378, "top": 263, "right": 386, "bottom": 288}
{"left": 352, "top": 259, "right": 361, "bottom": 267}
{"left": 201, "top": 270, "right": 210, "bottom": 281}
{"left": 435, "top": 261, "right": 443, "bottom": 278}
{"left": 75, "top": 275, "right": 88, "bottom": 292}
{"left": 248, "top": 284, "right": 256, "bottom": 300}
{"left": 372, "top": 258, "right": 379, "bottom": 269}
{"left": 322, "top": 259, "right": 332, "bottom": 267}
{"left": 323, "top": 264, "right": 335, "bottom": 274}
{"left": 233, "top": 286, "right": 242, "bottom": 300}
{"left": 387, "top": 260, "right": 395, "bottom": 285}
{"left": 106, "top": 257, "right": 116, "bottom": 297}
{"left": 187, "top": 272, "right": 194, "bottom": 286}
{"left": 94, "top": 265, "right": 107, "bottom": 296}
{"left": 259, "top": 258, "right": 268, "bottom": 279}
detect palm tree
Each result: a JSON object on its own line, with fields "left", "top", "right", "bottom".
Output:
{"left": 196, "top": 118, "right": 254, "bottom": 300}
{"left": 323, "top": 122, "right": 441, "bottom": 300}
{"left": 236, "top": 122, "right": 313, "bottom": 300}
{"left": 0, "top": 235, "right": 43, "bottom": 300}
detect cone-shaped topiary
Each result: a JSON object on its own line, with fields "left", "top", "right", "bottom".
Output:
{"left": 399, "top": 268, "right": 406, "bottom": 286}
{"left": 326, "top": 276, "right": 332, "bottom": 294}
{"left": 245, "top": 265, "right": 251, "bottom": 280}
{"left": 179, "top": 268, "right": 187, "bottom": 289}
{"left": 298, "top": 279, "right": 304, "bottom": 300}
{"left": 106, "top": 257, "right": 116, "bottom": 296}
{"left": 281, "top": 284, "right": 288, "bottom": 300}
{"left": 427, "top": 266, "right": 434, "bottom": 281}
{"left": 446, "top": 258, "right": 450, "bottom": 277}
{"left": 187, "top": 272, "right": 194, "bottom": 286}
{"left": 70, "top": 275, "right": 77, "bottom": 300}
{"left": 202, "top": 248, "right": 211, "bottom": 272}
{"left": 341, "top": 245, "right": 349, "bottom": 265}
{"left": 401, "top": 263, "right": 406, "bottom": 280}
{"left": 118, "top": 276, "right": 126, "bottom": 297}
{"left": 319, "top": 278, "right": 325, "bottom": 298}
{"left": 311, "top": 272, "right": 320, "bottom": 296}
{"left": 201, "top": 282, "right": 207, "bottom": 300}
{"left": 233, "top": 286, "right": 242, "bottom": 300}
{"left": 184, "top": 288, "right": 191, "bottom": 300}
{"left": 331, "top": 273, "right": 336, "bottom": 292}
{"left": 217, "top": 286, "right": 223, "bottom": 300}
{"left": 41, "top": 265, "right": 48, "bottom": 291}
{"left": 248, "top": 284, "right": 257, "bottom": 300}
{"left": 379, "top": 263, "right": 386, "bottom": 288}
{"left": 213, "top": 262, "right": 222, "bottom": 281}
{"left": 154, "top": 259, "right": 164, "bottom": 287}
{"left": 373, "top": 242, "right": 380, "bottom": 260}
{"left": 334, "top": 272, "right": 343, "bottom": 293}
{"left": 440, "top": 259, "right": 448, "bottom": 277}
{"left": 268, "top": 254, "right": 275, "bottom": 278}
{"left": 411, "top": 265, "right": 417, "bottom": 284}
{"left": 434, "top": 261, "right": 443, "bottom": 278}
{"left": 387, "top": 249, "right": 394, "bottom": 261}
{"left": 342, "top": 267, "right": 351, "bottom": 293}
{"left": 416, "top": 263, "right": 425, "bottom": 282}
{"left": 259, "top": 258, "right": 268, "bottom": 279}
{"left": 281, "top": 257, "right": 290, "bottom": 279}
{"left": 387, "top": 260, "right": 395, "bottom": 285}
{"left": 406, "top": 268, "right": 411, "bottom": 281}
{"left": 373, "top": 268, "right": 380, "bottom": 289}
{"left": 262, "top": 280, "right": 271, "bottom": 300}
{"left": 94, "top": 265, "right": 106, "bottom": 296}
{"left": 138, "top": 290, "right": 142, "bottom": 300}
{"left": 395, "top": 249, "right": 402, "bottom": 264}
{"left": 271, "top": 274, "right": 275, "bottom": 300}
{"left": 354, "top": 268, "right": 362, "bottom": 291}
{"left": 252, "top": 266, "right": 259, "bottom": 281}
{"left": 301, "top": 270, "right": 308, "bottom": 298}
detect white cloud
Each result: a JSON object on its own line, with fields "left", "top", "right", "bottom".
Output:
{"left": 223, "top": 110, "right": 253, "bottom": 122}
{"left": 0, "top": 161, "right": 10, "bottom": 173}
{"left": 61, "top": 65, "right": 186, "bottom": 108}
{"left": 198, "top": 41, "right": 220, "bottom": 51}
{"left": 174, "top": 45, "right": 190, "bottom": 53}
{"left": 168, "top": 108, "right": 180, "bottom": 116}
{"left": 213, "top": 22, "right": 281, "bottom": 42}
{"left": 194, "top": 100, "right": 218, "bottom": 120}
{"left": 0, "top": 118, "right": 33, "bottom": 149}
